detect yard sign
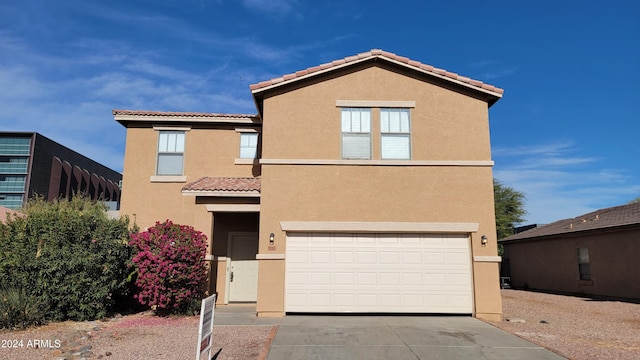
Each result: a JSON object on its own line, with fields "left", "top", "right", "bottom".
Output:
{"left": 196, "top": 294, "right": 216, "bottom": 360}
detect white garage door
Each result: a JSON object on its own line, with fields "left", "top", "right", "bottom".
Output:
{"left": 285, "top": 232, "right": 473, "bottom": 314}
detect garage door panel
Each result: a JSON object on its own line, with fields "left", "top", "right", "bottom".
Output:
{"left": 334, "top": 251, "right": 354, "bottom": 263}
{"left": 285, "top": 233, "right": 473, "bottom": 314}
{"left": 424, "top": 251, "right": 445, "bottom": 264}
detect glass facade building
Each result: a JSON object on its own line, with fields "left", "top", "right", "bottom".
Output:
{"left": 0, "top": 132, "right": 121, "bottom": 210}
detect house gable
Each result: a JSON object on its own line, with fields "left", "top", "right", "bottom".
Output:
{"left": 257, "top": 62, "right": 495, "bottom": 162}
{"left": 251, "top": 49, "right": 503, "bottom": 112}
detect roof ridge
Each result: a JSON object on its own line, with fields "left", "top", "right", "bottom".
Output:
{"left": 249, "top": 49, "right": 504, "bottom": 96}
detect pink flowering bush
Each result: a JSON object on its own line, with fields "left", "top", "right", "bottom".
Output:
{"left": 129, "top": 220, "right": 208, "bottom": 314}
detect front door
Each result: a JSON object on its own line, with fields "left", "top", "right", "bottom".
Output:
{"left": 228, "top": 234, "right": 259, "bottom": 302}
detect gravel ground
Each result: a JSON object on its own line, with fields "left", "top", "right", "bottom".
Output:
{"left": 487, "top": 289, "right": 640, "bottom": 360}
{"left": 3, "top": 290, "right": 638, "bottom": 360}
{"left": 1, "top": 312, "right": 277, "bottom": 360}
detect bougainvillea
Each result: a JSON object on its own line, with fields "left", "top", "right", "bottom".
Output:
{"left": 129, "top": 220, "right": 208, "bottom": 313}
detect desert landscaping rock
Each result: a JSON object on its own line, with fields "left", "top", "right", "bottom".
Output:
{"left": 506, "top": 317, "right": 526, "bottom": 323}
{"left": 2, "top": 311, "right": 276, "bottom": 360}
{"left": 488, "top": 289, "right": 640, "bottom": 360}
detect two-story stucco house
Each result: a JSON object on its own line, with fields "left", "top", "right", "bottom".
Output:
{"left": 114, "top": 49, "right": 504, "bottom": 321}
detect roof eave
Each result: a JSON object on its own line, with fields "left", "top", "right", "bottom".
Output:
{"left": 113, "top": 112, "right": 261, "bottom": 127}
{"left": 181, "top": 190, "right": 261, "bottom": 197}
{"left": 499, "top": 222, "right": 640, "bottom": 243}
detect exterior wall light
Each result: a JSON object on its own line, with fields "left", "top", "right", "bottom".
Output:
{"left": 481, "top": 235, "right": 488, "bottom": 246}
{"left": 269, "top": 233, "right": 275, "bottom": 245}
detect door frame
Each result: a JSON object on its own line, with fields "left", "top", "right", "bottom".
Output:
{"left": 224, "top": 231, "right": 259, "bottom": 304}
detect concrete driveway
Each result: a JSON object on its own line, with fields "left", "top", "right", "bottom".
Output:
{"left": 266, "top": 315, "right": 566, "bottom": 360}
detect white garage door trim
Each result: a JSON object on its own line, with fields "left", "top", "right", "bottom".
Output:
{"left": 285, "top": 232, "right": 474, "bottom": 314}
{"left": 280, "top": 221, "right": 479, "bottom": 233}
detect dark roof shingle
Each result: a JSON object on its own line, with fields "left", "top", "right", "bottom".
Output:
{"left": 500, "top": 202, "right": 640, "bottom": 242}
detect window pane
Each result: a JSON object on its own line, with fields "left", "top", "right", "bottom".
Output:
{"left": 577, "top": 248, "right": 589, "bottom": 263}
{"left": 0, "top": 175, "right": 26, "bottom": 191}
{"left": 0, "top": 194, "right": 23, "bottom": 209}
{"left": 579, "top": 263, "right": 591, "bottom": 280}
{"left": 381, "top": 135, "right": 410, "bottom": 159}
{"left": 380, "top": 110, "right": 389, "bottom": 133}
{"left": 0, "top": 157, "right": 28, "bottom": 174}
{"left": 158, "top": 133, "right": 168, "bottom": 152}
{"left": 352, "top": 111, "right": 361, "bottom": 132}
{"left": 400, "top": 110, "right": 410, "bottom": 132}
{"left": 342, "top": 134, "right": 370, "bottom": 159}
{"left": 175, "top": 133, "right": 185, "bottom": 152}
{"left": 157, "top": 154, "right": 183, "bottom": 175}
{"left": 0, "top": 137, "right": 31, "bottom": 155}
{"left": 360, "top": 110, "right": 371, "bottom": 132}
{"left": 240, "top": 133, "right": 258, "bottom": 159}
{"left": 341, "top": 110, "right": 351, "bottom": 132}
{"left": 167, "top": 133, "right": 177, "bottom": 152}
{"left": 389, "top": 110, "right": 401, "bottom": 132}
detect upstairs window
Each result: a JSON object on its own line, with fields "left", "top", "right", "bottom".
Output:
{"left": 240, "top": 133, "right": 258, "bottom": 159}
{"left": 380, "top": 108, "right": 411, "bottom": 160}
{"left": 577, "top": 248, "right": 591, "bottom": 281}
{"left": 341, "top": 108, "right": 371, "bottom": 160}
{"left": 157, "top": 131, "right": 185, "bottom": 176}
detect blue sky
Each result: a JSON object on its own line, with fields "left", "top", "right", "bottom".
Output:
{"left": 1, "top": 0, "right": 638, "bottom": 224}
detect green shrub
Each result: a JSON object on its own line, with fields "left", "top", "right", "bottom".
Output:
{"left": 0, "top": 287, "right": 47, "bottom": 329}
{"left": 0, "top": 195, "right": 135, "bottom": 323}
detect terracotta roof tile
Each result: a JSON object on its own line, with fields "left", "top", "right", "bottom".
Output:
{"left": 500, "top": 202, "right": 640, "bottom": 242}
{"left": 112, "top": 110, "right": 258, "bottom": 119}
{"left": 249, "top": 49, "right": 505, "bottom": 97}
{"left": 182, "top": 177, "right": 261, "bottom": 193}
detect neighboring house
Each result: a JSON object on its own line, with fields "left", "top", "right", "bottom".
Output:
{"left": 500, "top": 202, "right": 640, "bottom": 300}
{"left": 0, "top": 205, "right": 22, "bottom": 224}
{"left": 114, "top": 49, "right": 504, "bottom": 320}
{"left": 0, "top": 132, "right": 122, "bottom": 210}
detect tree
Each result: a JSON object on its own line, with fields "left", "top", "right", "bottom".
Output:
{"left": 630, "top": 197, "right": 640, "bottom": 204}
{"left": 494, "top": 179, "right": 527, "bottom": 240}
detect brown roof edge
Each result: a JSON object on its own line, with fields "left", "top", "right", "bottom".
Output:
{"left": 500, "top": 202, "right": 640, "bottom": 242}
{"left": 112, "top": 110, "right": 259, "bottom": 119}
{"left": 249, "top": 49, "right": 504, "bottom": 98}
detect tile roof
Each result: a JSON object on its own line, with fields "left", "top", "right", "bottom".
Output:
{"left": 250, "top": 49, "right": 504, "bottom": 97}
{"left": 182, "top": 177, "right": 261, "bottom": 193}
{"left": 112, "top": 110, "right": 258, "bottom": 119}
{"left": 0, "top": 206, "right": 23, "bottom": 224}
{"left": 500, "top": 202, "right": 640, "bottom": 242}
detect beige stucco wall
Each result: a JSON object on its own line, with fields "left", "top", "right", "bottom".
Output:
{"left": 120, "top": 124, "right": 260, "bottom": 304}
{"left": 256, "top": 64, "right": 501, "bottom": 319}
{"left": 120, "top": 125, "right": 256, "bottom": 234}
{"left": 503, "top": 228, "right": 640, "bottom": 300}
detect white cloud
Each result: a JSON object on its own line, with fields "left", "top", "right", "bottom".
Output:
{"left": 493, "top": 142, "right": 640, "bottom": 224}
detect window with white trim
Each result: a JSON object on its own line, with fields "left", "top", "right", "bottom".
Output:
{"left": 380, "top": 108, "right": 411, "bottom": 159}
{"left": 157, "top": 131, "right": 185, "bottom": 175}
{"left": 341, "top": 108, "right": 371, "bottom": 159}
{"left": 240, "top": 133, "right": 258, "bottom": 159}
